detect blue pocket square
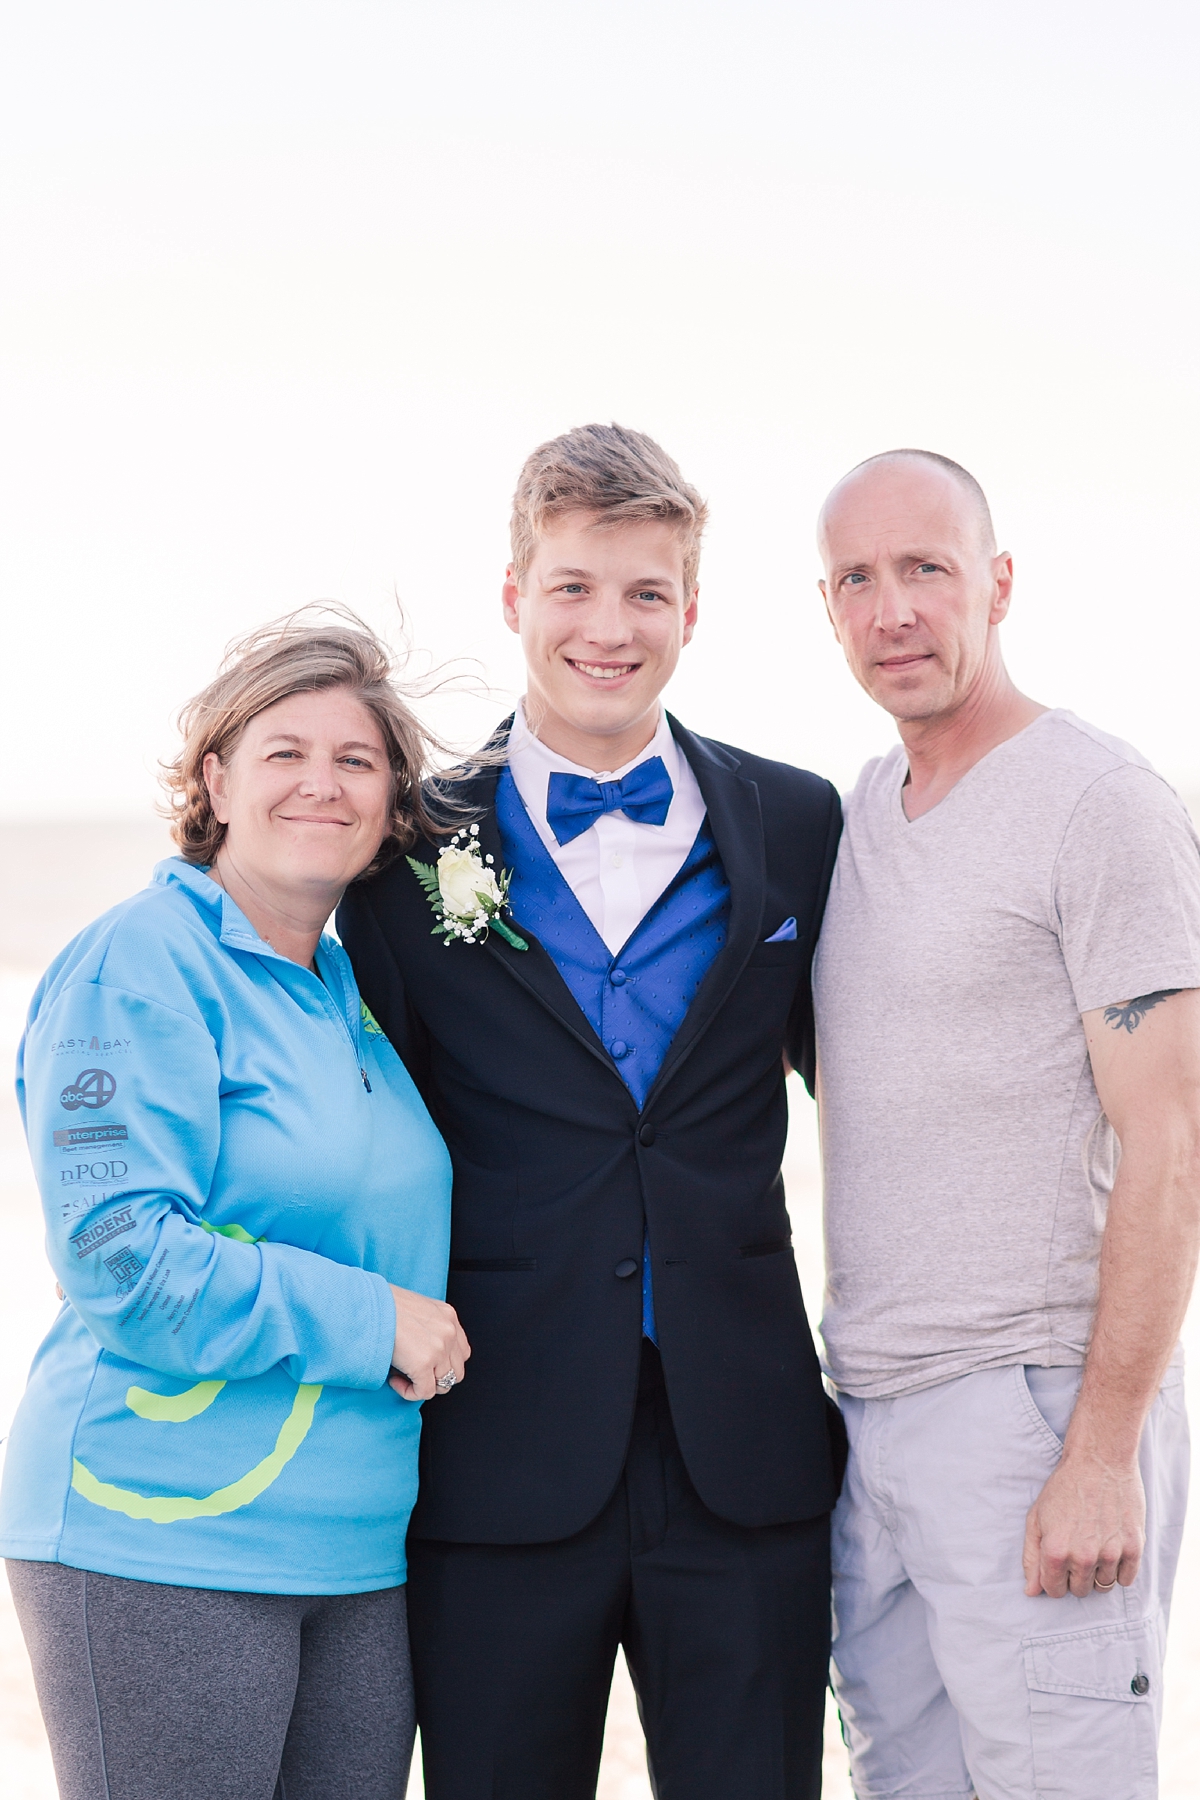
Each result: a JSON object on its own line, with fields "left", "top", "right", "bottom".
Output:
{"left": 763, "top": 916, "right": 797, "bottom": 943}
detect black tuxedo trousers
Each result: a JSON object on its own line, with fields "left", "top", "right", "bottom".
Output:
{"left": 337, "top": 721, "right": 845, "bottom": 1797}
{"left": 407, "top": 1341, "right": 831, "bottom": 1800}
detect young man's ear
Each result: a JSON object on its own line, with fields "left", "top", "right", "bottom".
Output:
{"left": 501, "top": 565, "right": 522, "bottom": 635}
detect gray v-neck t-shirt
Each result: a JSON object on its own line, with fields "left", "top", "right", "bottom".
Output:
{"left": 813, "top": 709, "right": 1200, "bottom": 1400}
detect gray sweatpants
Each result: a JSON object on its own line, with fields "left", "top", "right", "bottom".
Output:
{"left": 7, "top": 1560, "right": 415, "bottom": 1800}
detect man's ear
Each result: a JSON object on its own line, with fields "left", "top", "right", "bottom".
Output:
{"left": 819, "top": 579, "right": 842, "bottom": 645}
{"left": 501, "top": 566, "right": 522, "bottom": 635}
{"left": 681, "top": 585, "right": 699, "bottom": 646}
{"left": 988, "top": 553, "right": 1015, "bottom": 625}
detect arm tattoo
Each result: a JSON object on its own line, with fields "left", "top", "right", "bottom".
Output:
{"left": 1103, "top": 990, "right": 1181, "bottom": 1033}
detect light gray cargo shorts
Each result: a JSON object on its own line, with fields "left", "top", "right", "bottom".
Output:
{"left": 830, "top": 1360, "right": 1188, "bottom": 1800}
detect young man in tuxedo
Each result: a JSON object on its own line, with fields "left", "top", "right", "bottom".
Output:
{"left": 338, "top": 423, "right": 843, "bottom": 1800}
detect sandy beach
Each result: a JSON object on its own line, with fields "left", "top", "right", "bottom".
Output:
{"left": 2, "top": 821, "right": 1197, "bottom": 1798}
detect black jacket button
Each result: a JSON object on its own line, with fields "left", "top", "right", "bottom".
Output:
{"left": 1131, "top": 1673, "right": 1150, "bottom": 1696}
{"left": 638, "top": 1123, "right": 656, "bottom": 1146}
{"left": 614, "top": 1258, "right": 639, "bottom": 1279}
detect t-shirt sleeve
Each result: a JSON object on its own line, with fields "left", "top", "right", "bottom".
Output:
{"left": 21, "top": 979, "right": 395, "bottom": 1391}
{"left": 1052, "top": 764, "right": 1200, "bottom": 1015}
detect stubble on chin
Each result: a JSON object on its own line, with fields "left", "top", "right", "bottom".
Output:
{"left": 865, "top": 668, "right": 952, "bottom": 724}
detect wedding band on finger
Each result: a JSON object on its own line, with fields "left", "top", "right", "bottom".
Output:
{"left": 435, "top": 1371, "right": 458, "bottom": 1393}
{"left": 1094, "top": 1576, "right": 1118, "bottom": 1590}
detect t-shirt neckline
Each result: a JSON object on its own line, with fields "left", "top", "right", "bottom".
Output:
{"left": 891, "top": 707, "right": 1063, "bottom": 829}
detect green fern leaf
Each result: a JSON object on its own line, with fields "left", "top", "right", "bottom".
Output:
{"left": 407, "top": 857, "right": 444, "bottom": 905}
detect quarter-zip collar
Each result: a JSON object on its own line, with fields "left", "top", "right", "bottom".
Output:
{"left": 154, "top": 857, "right": 370, "bottom": 1088}
{"left": 154, "top": 856, "right": 306, "bottom": 963}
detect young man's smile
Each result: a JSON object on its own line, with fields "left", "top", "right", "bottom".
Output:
{"left": 565, "top": 658, "right": 641, "bottom": 684}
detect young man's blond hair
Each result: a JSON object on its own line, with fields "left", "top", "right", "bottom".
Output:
{"left": 509, "top": 421, "right": 708, "bottom": 592}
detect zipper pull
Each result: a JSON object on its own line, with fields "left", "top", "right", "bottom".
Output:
{"left": 361, "top": 1068, "right": 372, "bottom": 1093}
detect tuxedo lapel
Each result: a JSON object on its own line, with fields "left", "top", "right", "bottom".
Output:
{"left": 420, "top": 751, "right": 626, "bottom": 1086}
{"left": 644, "top": 717, "right": 766, "bottom": 1102}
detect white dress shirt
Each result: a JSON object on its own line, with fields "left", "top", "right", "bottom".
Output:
{"left": 506, "top": 702, "right": 708, "bottom": 956}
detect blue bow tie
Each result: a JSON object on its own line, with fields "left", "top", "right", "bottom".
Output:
{"left": 545, "top": 756, "right": 675, "bottom": 846}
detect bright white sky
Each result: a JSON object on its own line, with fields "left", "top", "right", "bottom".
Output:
{"left": 2, "top": 0, "right": 1198, "bottom": 818}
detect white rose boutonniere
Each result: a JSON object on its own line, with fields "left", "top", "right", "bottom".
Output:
{"left": 437, "top": 846, "right": 503, "bottom": 916}
{"left": 407, "top": 826, "right": 528, "bottom": 950}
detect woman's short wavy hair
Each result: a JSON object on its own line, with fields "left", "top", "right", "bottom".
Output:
{"left": 161, "top": 609, "right": 453, "bottom": 876}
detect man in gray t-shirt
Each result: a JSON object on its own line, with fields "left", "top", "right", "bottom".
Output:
{"left": 813, "top": 448, "right": 1200, "bottom": 1800}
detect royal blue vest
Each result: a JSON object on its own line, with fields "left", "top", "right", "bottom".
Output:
{"left": 495, "top": 766, "right": 731, "bottom": 1337}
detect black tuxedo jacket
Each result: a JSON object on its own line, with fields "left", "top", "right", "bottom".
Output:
{"left": 337, "top": 718, "right": 843, "bottom": 1543}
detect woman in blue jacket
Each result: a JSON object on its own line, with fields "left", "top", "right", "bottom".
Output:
{"left": 1, "top": 616, "right": 468, "bottom": 1800}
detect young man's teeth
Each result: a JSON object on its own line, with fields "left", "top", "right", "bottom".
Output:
{"left": 575, "top": 662, "right": 632, "bottom": 679}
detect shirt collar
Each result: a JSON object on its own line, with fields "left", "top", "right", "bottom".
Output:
{"left": 506, "top": 701, "right": 685, "bottom": 839}
{"left": 508, "top": 699, "right": 682, "bottom": 794}
{"left": 154, "top": 856, "right": 335, "bottom": 965}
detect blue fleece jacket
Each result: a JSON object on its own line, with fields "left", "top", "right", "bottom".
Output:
{"left": 0, "top": 859, "right": 451, "bottom": 1594}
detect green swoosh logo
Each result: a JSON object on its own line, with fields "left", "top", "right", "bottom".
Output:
{"left": 71, "top": 1383, "right": 322, "bottom": 1522}
{"left": 124, "top": 1379, "right": 226, "bottom": 1422}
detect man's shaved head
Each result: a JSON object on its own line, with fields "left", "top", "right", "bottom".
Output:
{"left": 817, "top": 446, "right": 1015, "bottom": 731}
{"left": 819, "top": 449, "right": 996, "bottom": 558}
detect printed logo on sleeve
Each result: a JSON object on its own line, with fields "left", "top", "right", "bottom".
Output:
{"left": 51, "top": 1036, "right": 133, "bottom": 1058}
{"left": 59, "top": 1070, "right": 117, "bottom": 1112}
{"left": 61, "top": 1159, "right": 128, "bottom": 1186}
{"left": 103, "top": 1245, "right": 145, "bottom": 1296}
{"left": 54, "top": 1122, "right": 129, "bottom": 1150}
{"left": 60, "top": 1190, "right": 120, "bottom": 1223}
{"left": 69, "top": 1203, "right": 136, "bottom": 1260}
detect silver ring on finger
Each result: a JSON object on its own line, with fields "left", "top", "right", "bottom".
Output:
{"left": 435, "top": 1371, "right": 458, "bottom": 1393}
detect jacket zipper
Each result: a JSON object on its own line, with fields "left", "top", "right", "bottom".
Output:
{"left": 314, "top": 966, "right": 372, "bottom": 1092}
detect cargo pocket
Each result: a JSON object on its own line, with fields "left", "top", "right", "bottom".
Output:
{"left": 1023, "top": 1616, "right": 1159, "bottom": 1798}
